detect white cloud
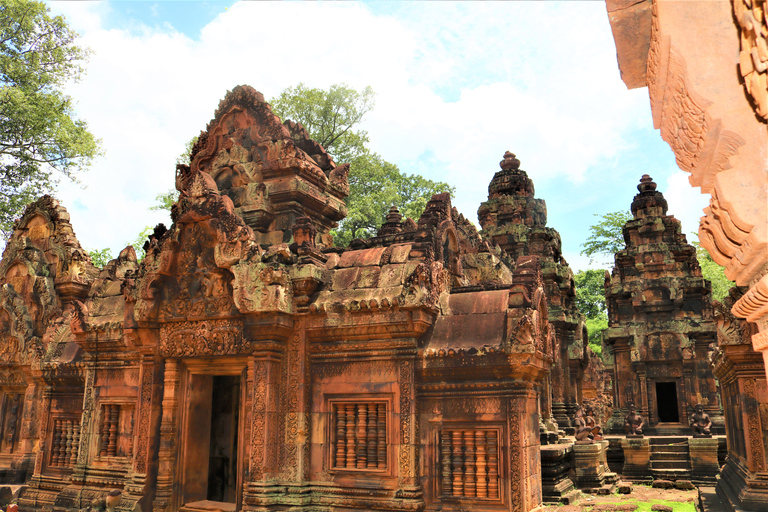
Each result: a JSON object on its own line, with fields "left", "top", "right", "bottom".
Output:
{"left": 37, "top": 1, "right": 693, "bottom": 260}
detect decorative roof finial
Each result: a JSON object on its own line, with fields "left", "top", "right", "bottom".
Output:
{"left": 500, "top": 151, "right": 521, "bottom": 171}
{"left": 637, "top": 174, "right": 657, "bottom": 193}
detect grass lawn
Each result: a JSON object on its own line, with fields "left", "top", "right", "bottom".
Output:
{"left": 585, "top": 498, "right": 697, "bottom": 512}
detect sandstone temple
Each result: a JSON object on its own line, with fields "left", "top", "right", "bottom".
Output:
{"left": 604, "top": 175, "right": 722, "bottom": 435}
{"left": 0, "top": 86, "right": 560, "bottom": 512}
{"left": 0, "top": 80, "right": 764, "bottom": 512}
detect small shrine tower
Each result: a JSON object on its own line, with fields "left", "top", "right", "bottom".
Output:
{"left": 604, "top": 175, "right": 723, "bottom": 434}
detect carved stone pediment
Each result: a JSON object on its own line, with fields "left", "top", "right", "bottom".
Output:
{"left": 159, "top": 318, "right": 248, "bottom": 357}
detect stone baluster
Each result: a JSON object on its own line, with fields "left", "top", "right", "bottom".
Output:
{"left": 367, "top": 403, "right": 377, "bottom": 468}
{"left": 335, "top": 405, "right": 345, "bottom": 468}
{"left": 441, "top": 430, "right": 452, "bottom": 496}
{"left": 126, "top": 413, "right": 134, "bottom": 458}
{"left": 345, "top": 404, "right": 355, "bottom": 469}
{"left": 51, "top": 419, "right": 62, "bottom": 466}
{"left": 356, "top": 403, "right": 367, "bottom": 468}
{"left": 464, "top": 430, "right": 476, "bottom": 497}
{"left": 70, "top": 422, "right": 80, "bottom": 467}
{"left": 108, "top": 405, "right": 119, "bottom": 456}
{"left": 487, "top": 431, "right": 499, "bottom": 499}
{"left": 64, "top": 420, "right": 73, "bottom": 467}
{"left": 100, "top": 406, "right": 110, "bottom": 457}
{"left": 451, "top": 430, "right": 464, "bottom": 497}
{"left": 475, "top": 430, "right": 487, "bottom": 498}
{"left": 377, "top": 404, "right": 386, "bottom": 469}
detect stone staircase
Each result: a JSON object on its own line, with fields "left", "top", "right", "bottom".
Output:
{"left": 649, "top": 437, "right": 691, "bottom": 480}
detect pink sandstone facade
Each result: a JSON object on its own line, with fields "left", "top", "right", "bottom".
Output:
{"left": 0, "top": 86, "right": 559, "bottom": 512}
{"left": 606, "top": 1, "right": 768, "bottom": 509}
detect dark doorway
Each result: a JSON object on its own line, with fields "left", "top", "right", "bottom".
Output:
{"left": 655, "top": 382, "right": 679, "bottom": 422}
{"left": 207, "top": 375, "right": 240, "bottom": 503}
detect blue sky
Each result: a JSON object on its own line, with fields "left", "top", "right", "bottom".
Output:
{"left": 44, "top": 1, "right": 708, "bottom": 271}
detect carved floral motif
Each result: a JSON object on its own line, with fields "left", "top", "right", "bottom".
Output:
{"left": 159, "top": 319, "right": 245, "bottom": 357}
{"left": 743, "top": 378, "right": 766, "bottom": 471}
{"left": 735, "top": 0, "right": 768, "bottom": 118}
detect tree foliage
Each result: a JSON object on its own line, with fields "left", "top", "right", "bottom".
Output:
{"left": 87, "top": 247, "right": 113, "bottom": 268}
{"left": 270, "top": 83, "right": 454, "bottom": 246}
{"left": 574, "top": 269, "right": 609, "bottom": 355}
{"left": 150, "top": 189, "right": 177, "bottom": 212}
{"left": 693, "top": 241, "right": 734, "bottom": 302}
{"left": 580, "top": 211, "right": 632, "bottom": 263}
{"left": 0, "top": 0, "right": 100, "bottom": 237}
{"left": 574, "top": 269, "right": 607, "bottom": 319}
{"left": 270, "top": 83, "right": 374, "bottom": 163}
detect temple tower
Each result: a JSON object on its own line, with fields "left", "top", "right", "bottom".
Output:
{"left": 478, "top": 152, "right": 584, "bottom": 428}
{"left": 604, "top": 175, "right": 723, "bottom": 434}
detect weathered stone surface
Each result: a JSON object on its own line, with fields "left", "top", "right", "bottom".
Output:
{"left": 674, "top": 480, "right": 695, "bottom": 490}
{"left": 711, "top": 287, "right": 768, "bottom": 510}
{"left": 540, "top": 443, "right": 578, "bottom": 504}
{"left": 617, "top": 481, "right": 633, "bottom": 494}
{"left": 650, "top": 505, "right": 673, "bottom": 512}
{"left": 621, "top": 437, "right": 651, "bottom": 482}
{"left": 0, "top": 89, "right": 566, "bottom": 512}
{"left": 606, "top": 0, "right": 652, "bottom": 89}
{"left": 478, "top": 152, "right": 600, "bottom": 431}
{"left": 652, "top": 479, "right": 674, "bottom": 489}
{"left": 604, "top": 176, "right": 722, "bottom": 436}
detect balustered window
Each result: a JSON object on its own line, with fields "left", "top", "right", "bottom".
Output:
{"left": 331, "top": 402, "right": 387, "bottom": 471}
{"left": 49, "top": 418, "right": 80, "bottom": 468}
{"left": 98, "top": 403, "right": 134, "bottom": 459}
{"left": 440, "top": 428, "right": 500, "bottom": 500}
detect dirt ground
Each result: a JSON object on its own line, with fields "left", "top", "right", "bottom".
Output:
{"left": 537, "top": 484, "right": 699, "bottom": 512}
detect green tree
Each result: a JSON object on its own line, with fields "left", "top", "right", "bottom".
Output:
{"left": 0, "top": 0, "right": 101, "bottom": 238}
{"left": 87, "top": 247, "right": 113, "bottom": 268}
{"left": 270, "top": 83, "right": 454, "bottom": 246}
{"left": 176, "top": 135, "right": 197, "bottom": 166}
{"left": 580, "top": 211, "right": 632, "bottom": 263}
{"left": 693, "top": 240, "right": 734, "bottom": 302}
{"left": 126, "top": 226, "right": 153, "bottom": 262}
{"left": 149, "top": 189, "right": 177, "bottom": 212}
{"left": 574, "top": 269, "right": 608, "bottom": 355}
{"left": 270, "top": 83, "right": 374, "bottom": 163}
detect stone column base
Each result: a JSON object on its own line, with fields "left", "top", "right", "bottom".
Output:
{"left": 689, "top": 437, "right": 720, "bottom": 485}
{"left": 621, "top": 437, "right": 652, "bottom": 482}
{"left": 716, "top": 457, "right": 768, "bottom": 512}
{"left": 573, "top": 440, "right": 616, "bottom": 493}
{"left": 541, "top": 443, "right": 579, "bottom": 504}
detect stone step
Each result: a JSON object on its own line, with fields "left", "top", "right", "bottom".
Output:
{"left": 651, "top": 444, "right": 689, "bottom": 453}
{"left": 651, "top": 460, "right": 691, "bottom": 469}
{"left": 651, "top": 452, "right": 689, "bottom": 461}
{"left": 650, "top": 437, "right": 689, "bottom": 445}
{"left": 651, "top": 468, "right": 692, "bottom": 480}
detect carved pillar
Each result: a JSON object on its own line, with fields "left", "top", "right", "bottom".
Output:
{"left": 32, "top": 382, "right": 51, "bottom": 477}
{"left": 19, "top": 373, "right": 38, "bottom": 465}
{"left": 124, "top": 354, "right": 160, "bottom": 504}
{"left": 734, "top": 282, "right": 768, "bottom": 383}
{"left": 608, "top": 340, "right": 633, "bottom": 433}
{"left": 153, "top": 358, "right": 180, "bottom": 512}
{"left": 551, "top": 323, "right": 572, "bottom": 426}
{"left": 636, "top": 364, "right": 649, "bottom": 422}
{"left": 398, "top": 358, "right": 417, "bottom": 491}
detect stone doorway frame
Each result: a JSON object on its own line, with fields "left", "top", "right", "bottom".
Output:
{"left": 176, "top": 358, "right": 248, "bottom": 512}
